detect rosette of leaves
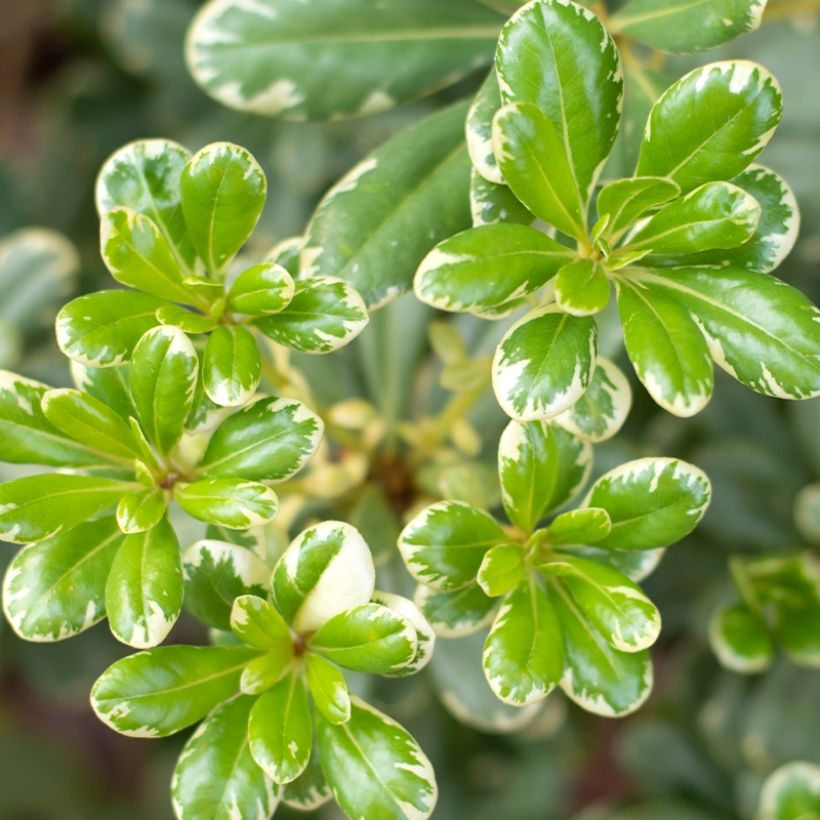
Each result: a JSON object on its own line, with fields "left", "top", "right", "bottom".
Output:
{"left": 55, "top": 139, "right": 368, "bottom": 407}
{"left": 415, "top": 0, "right": 820, "bottom": 423}
{"left": 90, "top": 520, "right": 438, "bottom": 819}
{"left": 0, "top": 329, "right": 322, "bottom": 648}
{"left": 399, "top": 419, "right": 711, "bottom": 716}
{"left": 709, "top": 552, "right": 820, "bottom": 674}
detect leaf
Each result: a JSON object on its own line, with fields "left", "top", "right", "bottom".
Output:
{"left": 316, "top": 696, "right": 437, "bottom": 819}
{"left": 595, "top": 176, "right": 680, "bottom": 239}
{"left": 281, "top": 747, "right": 332, "bottom": 811}
{"left": 273, "top": 521, "right": 375, "bottom": 634}
{"left": 493, "top": 102, "right": 586, "bottom": 239}
{"left": 0, "top": 371, "right": 113, "bottom": 467}
{"left": 495, "top": 0, "right": 622, "bottom": 203}
{"left": 309, "top": 603, "right": 417, "bottom": 675}
{"left": 553, "top": 356, "right": 632, "bottom": 442}
{"left": 306, "top": 654, "right": 350, "bottom": 725}
{"left": 2, "top": 516, "right": 123, "bottom": 642}
{"left": 370, "top": 589, "right": 435, "bottom": 675}
{"left": 171, "top": 695, "right": 280, "bottom": 820}
{"left": 415, "top": 583, "right": 498, "bottom": 638}
{"left": 483, "top": 576, "right": 563, "bottom": 705}
{"left": 116, "top": 487, "right": 167, "bottom": 534}
{"left": 477, "top": 544, "right": 525, "bottom": 598}
{"left": 300, "top": 102, "right": 472, "bottom": 307}
{"left": 498, "top": 419, "right": 592, "bottom": 533}
{"left": 540, "top": 556, "right": 661, "bottom": 652}
{"left": 91, "top": 645, "right": 259, "bottom": 737}
{"left": 254, "top": 276, "right": 368, "bottom": 352}
{"left": 229, "top": 594, "right": 291, "bottom": 650}
{"left": 56, "top": 290, "right": 166, "bottom": 367}
{"left": 414, "top": 224, "right": 569, "bottom": 316}
{"left": 469, "top": 167, "right": 534, "bottom": 227}
{"left": 130, "top": 325, "right": 199, "bottom": 454}
{"left": 627, "top": 267, "right": 820, "bottom": 401}
{"left": 585, "top": 457, "right": 711, "bottom": 550}
{"left": 547, "top": 508, "right": 611, "bottom": 545}
{"left": 227, "top": 262, "right": 294, "bottom": 315}
{"left": 248, "top": 671, "right": 312, "bottom": 784}
{"left": 197, "top": 396, "right": 322, "bottom": 481}
{"left": 157, "top": 304, "right": 216, "bottom": 334}
{"left": 636, "top": 61, "right": 782, "bottom": 193}
{"left": 179, "top": 142, "right": 266, "bottom": 277}
{"left": 567, "top": 545, "right": 666, "bottom": 583}
{"left": 708, "top": 602, "right": 773, "bottom": 673}
{"left": 41, "top": 388, "right": 141, "bottom": 463}
{"left": 623, "top": 181, "right": 760, "bottom": 255}
{"left": 240, "top": 649, "right": 294, "bottom": 696}
{"left": 95, "top": 138, "right": 197, "bottom": 274}
{"left": 610, "top": 0, "right": 766, "bottom": 54}
{"left": 493, "top": 307, "right": 598, "bottom": 421}
{"left": 549, "top": 576, "right": 653, "bottom": 716}
{"left": 616, "top": 279, "right": 714, "bottom": 417}
{"left": 177, "top": 478, "right": 278, "bottom": 530}
{"left": 467, "top": 70, "right": 504, "bottom": 184}
{"left": 398, "top": 501, "right": 508, "bottom": 591}
{"left": 70, "top": 361, "right": 136, "bottom": 421}
{"left": 0, "top": 473, "right": 129, "bottom": 544}
{"left": 182, "top": 539, "right": 270, "bottom": 630}
{"left": 758, "top": 761, "right": 820, "bottom": 820}
{"left": 187, "top": 0, "right": 502, "bottom": 120}
{"left": 555, "top": 258, "right": 610, "bottom": 316}
{"left": 105, "top": 518, "right": 183, "bottom": 648}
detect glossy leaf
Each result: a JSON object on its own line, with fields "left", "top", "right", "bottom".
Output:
{"left": 305, "top": 654, "right": 350, "bottom": 725}
{"left": 281, "top": 748, "right": 332, "bottom": 812}
{"left": 116, "top": 487, "right": 166, "bottom": 534}
{"left": 229, "top": 594, "right": 291, "bottom": 650}
{"left": 555, "top": 258, "right": 610, "bottom": 316}
{"left": 415, "top": 583, "right": 498, "bottom": 638}
{"left": 70, "top": 362, "right": 136, "bottom": 422}
{"left": 469, "top": 167, "right": 534, "bottom": 227}
{"left": 370, "top": 589, "right": 435, "bottom": 675}
{"left": 477, "top": 544, "right": 525, "bottom": 598}
{"left": 240, "top": 649, "right": 293, "bottom": 696}
{"left": 177, "top": 478, "right": 278, "bottom": 530}
{"left": 709, "top": 601, "right": 773, "bottom": 673}
{"left": 595, "top": 176, "right": 680, "bottom": 239}
{"left": 758, "top": 761, "right": 820, "bottom": 820}
{"left": 547, "top": 507, "right": 611, "bottom": 545}
{"left": 226, "top": 263, "right": 294, "bottom": 315}
{"left": 202, "top": 325, "right": 261, "bottom": 407}
{"left": 467, "top": 70, "right": 504, "bottom": 184}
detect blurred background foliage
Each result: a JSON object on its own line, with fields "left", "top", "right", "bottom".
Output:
{"left": 0, "top": 1, "right": 817, "bottom": 818}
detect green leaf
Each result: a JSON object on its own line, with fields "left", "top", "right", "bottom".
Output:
{"left": 498, "top": 419, "right": 592, "bottom": 533}
{"left": 306, "top": 654, "right": 350, "bottom": 725}
{"left": 553, "top": 356, "right": 632, "bottom": 443}
{"left": 227, "top": 263, "right": 294, "bottom": 315}
{"left": 116, "top": 487, "right": 166, "bottom": 534}
{"left": 610, "top": 0, "right": 766, "bottom": 54}
{"left": 240, "top": 648, "right": 294, "bottom": 696}
{"left": 585, "top": 457, "right": 711, "bottom": 549}
{"left": 496, "top": 0, "right": 622, "bottom": 205}
{"left": 0, "top": 371, "right": 114, "bottom": 467}
{"left": 398, "top": 501, "right": 507, "bottom": 591}
{"left": 469, "top": 167, "right": 534, "bottom": 227}
{"left": 180, "top": 142, "right": 266, "bottom": 277}
{"left": 316, "top": 696, "right": 437, "bottom": 819}
{"left": 255, "top": 276, "right": 368, "bottom": 353}
{"left": 617, "top": 278, "right": 714, "bottom": 417}
{"left": 492, "top": 307, "right": 597, "bottom": 421}
{"left": 627, "top": 267, "right": 820, "bottom": 401}
{"left": 2, "top": 516, "right": 123, "bottom": 641}
{"left": 95, "top": 138, "right": 197, "bottom": 274}
{"left": 56, "top": 290, "right": 166, "bottom": 367}
{"left": 636, "top": 61, "right": 782, "bottom": 193}
{"left": 91, "top": 645, "right": 259, "bottom": 737}
{"left": 198, "top": 396, "right": 322, "bottom": 481}
{"left": 182, "top": 539, "right": 270, "bottom": 630}
{"left": 70, "top": 362, "right": 136, "bottom": 421}
{"left": 555, "top": 258, "right": 610, "bottom": 316}
{"left": 547, "top": 508, "right": 611, "bottom": 545}
{"left": 130, "top": 325, "right": 198, "bottom": 454}
{"left": 493, "top": 102, "right": 585, "bottom": 239}
{"left": 309, "top": 603, "right": 417, "bottom": 675}
{"left": 0, "top": 473, "right": 128, "bottom": 544}
{"left": 157, "top": 304, "right": 217, "bottom": 334}
{"left": 273, "top": 521, "right": 375, "bottom": 633}
{"left": 477, "top": 544, "right": 525, "bottom": 598}
{"left": 623, "top": 182, "right": 760, "bottom": 255}
{"left": 483, "top": 576, "right": 563, "bottom": 705}
{"left": 105, "top": 517, "right": 183, "bottom": 648}
{"left": 300, "top": 102, "right": 472, "bottom": 307}
{"left": 467, "top": 70, "right": 504, "bottom": 184}
{"left": 541, "top": 556, "right": 660, "bottom": 652}
{"left": 568, "top": 544, "right": 665, "bottom": 583}
{"left": 187, "top": 0, "right": 501, "bottom": 120}
{"left": 415, "top": 583, "right": 498, "bottom": 638}
{"left": 758, "top": 761, "right": 820, "bottom": 820}
{"left": 230, "top": 594, "right": 291, "bottom": 650}
{"left": 708, "top": 601, "right": 773, "bottom": 673}
{"left": 595, "top": 176, "right": 680, "bottom": 239}
{"left": 414, "top": 224, "right": 569, "bottom": 316}
{"left": 177, "top": 478, "right": 278, "bottom": 530}
{"left": 281, "top": 747, "right": 332, "bottom": 811}
{"left": 171, "top": 695, "right": 280, "bottom": 820}
{"left": 370, "top": 589, "right": 435, "bottom": 675}
{"left": 248, "top": 671, "right": 312, "bottom": 784}
{"left": 549, "top": 576, "right": 653, "bottom": 716}
{"left": 41, "top": 388, "right": 141, "bottom": 463}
